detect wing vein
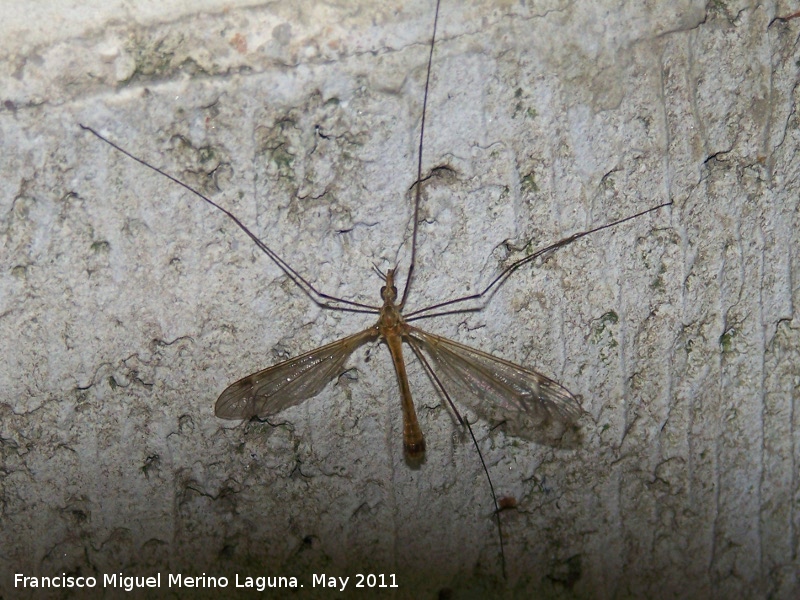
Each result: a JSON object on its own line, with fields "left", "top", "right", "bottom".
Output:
{"left": 408, "top": 326, "right": 582, "bottom": 437}
{"left": 215, "top": 328, "right": 378, "bottom": 419}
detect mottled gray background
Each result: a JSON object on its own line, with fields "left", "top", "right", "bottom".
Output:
{"left": 1, "top": 0, "right": 798, "bottom": 598}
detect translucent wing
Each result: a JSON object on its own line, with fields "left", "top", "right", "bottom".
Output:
{"left": 408, "top": 326, "right": 582, "bottom": 437}
{"left": 215, "top": 328, "right": 378, "bottom": 420}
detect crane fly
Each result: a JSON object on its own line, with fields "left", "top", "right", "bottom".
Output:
{"left": 213, "top": 266, "right": 583, "bottom": 460}
{"left": 81, "top": 0, "right": 670, "bottom": 578}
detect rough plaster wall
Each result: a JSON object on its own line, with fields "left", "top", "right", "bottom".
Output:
{"left": 1, "top": 0, "right": 798, "bottom": 598}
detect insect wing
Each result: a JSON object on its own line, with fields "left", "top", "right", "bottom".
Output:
{"left": 408, "top": 327, "right": 582, "bottom": 436}
{"left": 215, "top": 328, "right": 377, "bottom": 420}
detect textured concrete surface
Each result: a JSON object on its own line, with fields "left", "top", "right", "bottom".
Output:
{"left": 1, "top": 0, "right": 798, "bottom": 598}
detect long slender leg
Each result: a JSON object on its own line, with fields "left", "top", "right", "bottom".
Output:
{"left": 405, "top": 202, "right": 672, "bottom": 320}
{"left": 407, "top": 335, "right": 507, "bottom": 579}
{"left": 399, "top": 0, "right": 442, "bottom": 309}
{"left": 80, "top": 124, "right": 381, "bottom": 314}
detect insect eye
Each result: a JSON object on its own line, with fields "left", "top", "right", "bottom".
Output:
{"left": 391, "top": 286, "right": 397, "bottom": 295}
{"left": 380, "top": 285, "right": 386, "bottom": 295}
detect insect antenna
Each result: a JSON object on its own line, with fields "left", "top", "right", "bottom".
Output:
{"left": 79, "top": 124, "right": 380, "bottom": 315}
{"left": 371, "top": 263, "right": 387, "bottom": 280}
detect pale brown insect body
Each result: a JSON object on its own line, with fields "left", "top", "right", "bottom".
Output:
{"left": 213, "top": 261, "right": 584, "bottom": 464}
{"left": 213, "top": 268, "right": 429, "bottom": 460}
